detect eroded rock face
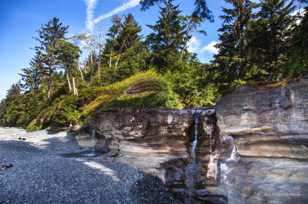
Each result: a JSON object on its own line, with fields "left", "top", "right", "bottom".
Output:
{"left": 80, "top": 78, "right": 308, "bottom": 204}
{"left": 86, "top": 108, "right": 221, "bottom": 203}
{"left": 216, "top": 78, "right": 308, "bottom": 204}
{"left": 217, "top": 78, "right": 308, "bottom": 159}
{"left": 88, "top": 108, "right": 192, "bottom": 157}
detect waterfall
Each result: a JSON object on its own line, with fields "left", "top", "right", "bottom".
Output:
{"left": 191, "top": 112, "right": 200, "bottom": 162}
{"left": 185, "top": 110, "right": 204, "bottom": 203}
{"left": 91, "top": 129, "right": 97, "bottom": 154}
{"left": 81, "top": 129, "right": 97, "bottom": 157}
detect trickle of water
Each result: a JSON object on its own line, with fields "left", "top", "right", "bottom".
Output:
{"left": 91, "top": 129, "right": 96, "bottom": 141}
{"left": 222, "top": 135, "right": 239, "bottom": 162}
{"left": 191, "top": 112, "right": 200, "bottom": 162}
{"left": 228, "top": 145, "right": 239, "bottom": 162}
{"left": 185, "top": 110, "right": 204, "bottom": 203}
{"left": 90, "top": 129, "right": 97, "bottom": 154}
{"left": 220, "top": 136, "right": 239, "bottom": 185}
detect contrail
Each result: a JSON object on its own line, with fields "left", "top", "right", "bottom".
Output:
{"left": 93, "top": 0, "right": 141, "bottom": 25}
{"left": 85, "top": 0, "right": 98, "bottom": 32}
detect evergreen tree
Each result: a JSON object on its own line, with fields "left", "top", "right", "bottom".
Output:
{"left": 100, "top": 14, "right": 147, "bottom": 83}
{"left": 113, "top": 14, "right": 143, "bottom": 71}
{"left": 146, "top": 0, "right": 218, "bottom": 106}
{"left": 146, "top": 0, "right": 189, "bottom": 72}
{"left": 5, "top": 84, "right": 22, "bottom": 102}
{"left": 54, "top": 39, "right": 81, "bottom": 96}
{"left": 20, "top": 51, "right": 44, "bottom": 92}
{"left": 288, "top": 6, "right": 308, "bottom": 75}
{"left": 141, "top": 0, "right": 213, "bottom": 23}
{"left": 103, "top": 16, "right": 122, "bottom": 72}
{"left": 35, "top": 17, "right": 69, "bottom": 98}
{"left": 248, "top": 0, "right": 296, "bottom": 80}
{"left": 214, "top": 0, "right": 256, "bottom": 89}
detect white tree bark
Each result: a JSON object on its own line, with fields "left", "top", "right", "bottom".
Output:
{"left": 72, "top": 77, "right": 78, "bottom": 96}
{"left": 66, "top": 73, "right": 72, "bottom": 93}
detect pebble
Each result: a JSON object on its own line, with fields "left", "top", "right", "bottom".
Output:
{"left": 0, "top": 128, "right": 180, "bottom": 204}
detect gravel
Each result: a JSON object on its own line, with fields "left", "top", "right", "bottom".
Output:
{"left": 0, "top": 128, "right": 179, "bottom": 204}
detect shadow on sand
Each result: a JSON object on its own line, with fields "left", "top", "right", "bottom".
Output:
{"left": 0, "top": 133, "right": 181, "bottom": 204}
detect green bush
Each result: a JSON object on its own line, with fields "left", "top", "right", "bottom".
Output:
{"left": 82, "top": 70, "right": 182, "bottom": 116}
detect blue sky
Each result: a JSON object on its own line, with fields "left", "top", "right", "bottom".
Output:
{"left": 0, "top": 0, "right": 228, "bottom": 100}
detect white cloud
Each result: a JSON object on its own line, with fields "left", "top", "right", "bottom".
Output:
{"left": 85, "top": 0, "right": 98, "bottom": 32}
{"left": 187, "top": 37, "right": 219, "bottom": 55}
{"left": 187, "top": 36, "right": 201, "bottom": 53}
{"left": 201, "top": 41, "right": 219, "bottom": 55}
{"left": 93, "top": 0, "right": 141, "bottom": 25}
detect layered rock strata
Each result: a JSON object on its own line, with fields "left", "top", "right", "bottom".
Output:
{"left": 78, "top": 78, "right": 308, "bottom": 204}
{"left": 216, "top": 78, "right": 308, "bottom": 204}
{"left": 86, "top": 108, "right": 222, "bottom": 203}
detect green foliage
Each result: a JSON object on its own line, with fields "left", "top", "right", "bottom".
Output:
{"left": 141, "top": 0, "right": 213, "bottom": 23}
{"left": 246, "top": 0, "right": 296, "bottom": 81}
{"left": 287, "top": 7, "right": 308, "bottom": 76}
{"left": 97, "top": 14, "right": 148, "bottom": 85}
{"left": 82, "top": 70, "right": 182, "bottom": 116}
{"left": 214, "top": 0, "right": 256, "bottom": 91}
{"left": 35, "top": 17, "right": 69, "bottom": 98}
{"left": 214, "top": 0, "right": 301, "bottom": 94}
{"left": 163, "top": 56, "right": 219, "bottom": 107}
{"left": 2, "top": 2, "right": 308, "bottom": 131}
{"left": 146, "top": 0, "right": 189, "bottom": 72}
{"left": 0, "top": 86, "right": 45, "bottom": 128}
{"left": 53, "top": 39, "right": 82, "bottom": 95}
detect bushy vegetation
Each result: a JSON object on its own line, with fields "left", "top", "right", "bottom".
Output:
{"left": 1, "top": 0, "right": 307, "bottom": 131}
{"left": 82, "top": 70, "right": 182, "bottom": 116}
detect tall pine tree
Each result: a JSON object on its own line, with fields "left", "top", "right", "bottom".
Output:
{"left": 214, "top": 0, "right": 256, "bottom": 90}
{"left": 20, "top": 51, "right": 45, "bottom": 92}
{"left": 35, "top": 17, "right": 69, "bottom": 98}
{"left": 54, "top": 39, "right": 81, "bottom": 96}
{"left": 288, "top": 2, "right": 308, "bottom": 75}
{"left": 141, "top": 0, "right": 213, "bottom": 23}
{"left": 248, "top": 0, "right": 296, "bottom": 80}
{"left": 100, "top": 14, "right": 147, "bottom": 83}
{"left": 147, "top": 0, "right": 189, "bottom": 72}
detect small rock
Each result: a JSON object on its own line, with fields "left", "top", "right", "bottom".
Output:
{"left": 0, "top": 162, "right": 13, "bottom": 171}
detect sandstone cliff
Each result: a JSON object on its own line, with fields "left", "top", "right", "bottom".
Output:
{"left": 78, "top": 78, "right": 308, "bottom": 204}
{"left": 216, "top": 77, "right": 308, "bottom": 204}
{"left": 85, "top": 108, "right": 222, "bottom": 203}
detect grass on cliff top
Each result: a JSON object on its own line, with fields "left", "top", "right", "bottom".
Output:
{"left": 82, "top": 70, "right": 183, "bottom": 116}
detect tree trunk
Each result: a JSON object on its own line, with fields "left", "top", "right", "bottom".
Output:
{"left": 47, "top": 67, "right": 53, "bottom": 100}
{"left": 72, "top": 77, "right": 78, "bottom": 96}
{"left": 66, "top": 73, "right": 72, "bottom": 93}
{"left": 98, "top": 56, "right": 102, "bottom": 85}
{"left": 115, "top": 54, "right": 121, "bottom": 70}
{"left": 109, "top": 51, "right": 113, "bottom": 69}
{"left": 78, "top": 64, "right": 84, "bottom": 81}
{"left": 47, "top": 77, "right": 53, "bottom": 100}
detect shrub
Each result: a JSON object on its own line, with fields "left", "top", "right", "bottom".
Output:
{"left": 82, "top": 70, "right": 182, "bottom": 116}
